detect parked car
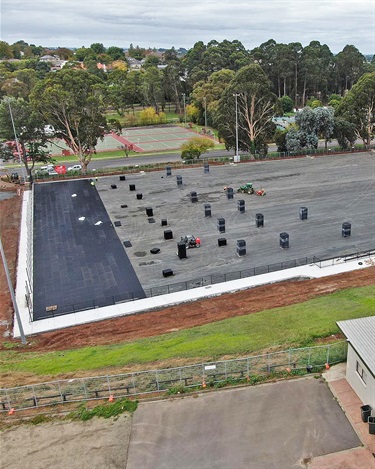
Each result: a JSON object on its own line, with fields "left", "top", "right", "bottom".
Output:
{"left": 67, "top": 164, "right": 82, "bottom": 172}
{"left": 35, "top": 165, "right": 58, "bottom": 176}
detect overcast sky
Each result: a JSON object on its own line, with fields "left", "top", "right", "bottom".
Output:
{"left": 1, "top": 0, "right": 374, "bottom": 54}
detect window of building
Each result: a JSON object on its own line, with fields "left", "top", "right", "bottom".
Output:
{"left": 356, "top": 360, "right": 367, "bottom": 384}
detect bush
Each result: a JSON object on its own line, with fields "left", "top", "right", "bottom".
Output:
{"left": 68, "top": 398, "right": 138, "bottom": 421}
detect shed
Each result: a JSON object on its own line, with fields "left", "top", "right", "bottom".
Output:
{"left": 337, "top": 316, "right": 375, "bottom": 409}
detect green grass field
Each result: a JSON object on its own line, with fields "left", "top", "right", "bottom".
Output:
{"left": 1, "top": 285, "right": 374, "bottom": 378}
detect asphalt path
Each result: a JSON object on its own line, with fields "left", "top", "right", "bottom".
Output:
{"left": 126, "top": 378, "right": 360, "bottom": 469}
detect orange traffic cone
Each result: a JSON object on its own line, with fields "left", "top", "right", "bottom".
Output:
{"left": 108, "top": 394, "right": 115, "bottom": 402}
{"left": 8, "top": 408, "right": 15, "bottom": 415}
{"left": 325, "top": 363, "right": 330, "bottom": 370}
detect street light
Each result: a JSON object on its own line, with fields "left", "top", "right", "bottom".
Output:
{"left": 182, "top": 93, "right": 187, "bottom": 128}
{"left": 203, "top": 97, "right": 207, "bottom": 130}
{"left": 233, "top": 93, "right": 240, "bottom": 161}
{"left": 8, "top": 101, "right": 27, "bottom": 183}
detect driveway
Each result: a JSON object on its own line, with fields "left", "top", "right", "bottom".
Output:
{"left": 126, "top": 377, "right": 360, "bottom": 469}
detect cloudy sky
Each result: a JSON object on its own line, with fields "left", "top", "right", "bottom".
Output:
{"left": 1, "top": 0, "right": 374, "bottom": 54}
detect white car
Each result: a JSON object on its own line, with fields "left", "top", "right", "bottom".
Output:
{"left": 67, "top": 164, "right": 82, "bottom": 172}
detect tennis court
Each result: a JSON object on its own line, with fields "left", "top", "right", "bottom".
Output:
{"left": 110, "top": 125, "right": 217, "bottom": 152}
{"left": 47, "top": 125, "right": 217, "bottom": 155}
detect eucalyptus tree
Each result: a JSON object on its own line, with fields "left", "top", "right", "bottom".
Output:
{"left": 299, "top": 41, "right": 335, "bottom": 106}
{"left": 163, "top": 61, "right": 185, "bottom": 114}
{"left": 335, "top": 71, "right": 375, "bottom": 145}
{"left": 333, "top": 117, "right": 356, "bottom": 149}
{"left": 286, "top": 106, "right": 335, "bottom": 150}
{"left": 141, "top": 66, "right": 165, "bottom": 113}
{"left": 192, "top": 69, "right": 235, "bottom": 126}
{"left": 0, "top": 96, "right": 53, "bottom": 182}
{"left": 335, "top": 45, "right": 366, "bottom": 93}
{"left": 216, "top": 64, "right": 277, "bottom": 157}
{"left": 30, "top": 69, "right": 113, "bottom": 173}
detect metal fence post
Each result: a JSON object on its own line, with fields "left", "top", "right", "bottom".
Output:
{"left": 155, "top": 371, "right": 160, "bottom": 391}
{"left": 326, "top": 344, "right": 331, "bottom": 365}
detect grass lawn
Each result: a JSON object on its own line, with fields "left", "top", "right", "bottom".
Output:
{"left": 1, "top": 285, "right": 374, "bottom": 377}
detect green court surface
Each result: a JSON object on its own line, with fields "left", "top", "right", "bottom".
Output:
{"left": 118, "top": 126, "right": 217, "bottom": 152}
{"left": 46, "top": 126, "right": 217, "bottom": 156}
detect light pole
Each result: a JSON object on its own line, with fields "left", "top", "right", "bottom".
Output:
{"left": 233, "top": 93, "right": 240, "bottom": 161}
{"left": 8, "top": 101, "right": 27, "bottom": 183}
{"left": 182, "top": 93, "right": 187, "bottom": 128}
{"left": 203, "top": 97, "right": 207, "bottom": 131}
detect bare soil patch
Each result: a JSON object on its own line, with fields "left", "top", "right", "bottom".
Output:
{"left": 0, "top": 189, "right": 23, "bottom": 334}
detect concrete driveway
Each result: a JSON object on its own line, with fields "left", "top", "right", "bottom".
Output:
{"left": 126, "top": 377, "right": 360, "bottom": 469}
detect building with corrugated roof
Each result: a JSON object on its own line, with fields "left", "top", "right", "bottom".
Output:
{"left": 337, "top": 316, "right": 375, "bottom": 409}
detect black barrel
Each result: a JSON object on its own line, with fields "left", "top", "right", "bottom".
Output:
{"left": 280, "top": 232, "right": 289, "bottom": 249}
{"left": 237, "top": 239, "right": 246, "bottom": 256}
{"left": 226, "top": 187, "right": 234, "bottom": 199}
{"left": 256, "top": 213, "right": 264, "bottom": 227}
{"left": 237, "top": 199, "right": 245, "bottom": 213}
{"left": 176, "top": 175, "right": 182, "bottom": 187}
{"left": 177, "top": 241, "right": 187, "bottom": 259}
{"left": 190, "top": 191, "right": 198, "bottom": 203}
{"left": 217, "top": 218, "right": 225, "bottom": 233}
{"left": 204, "top": 204, "right": 211, "bottom": 217}
{"left": 342, "top": 222, "right": 351, "bottom": 237}
{"left": 299, "top": 207, "right": 308, "bottom": 220}
{"left": 166, "top": 166, "right": 172, "bottom": 176}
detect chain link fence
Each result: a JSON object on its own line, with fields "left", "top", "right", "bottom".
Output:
{"left": 0, "top": 342, "right": 347, "bottom": 412}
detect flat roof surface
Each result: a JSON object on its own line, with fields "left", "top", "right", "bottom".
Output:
{"left": 98, "top": 152, "right": 375, "bottom": 292}
{"left": 33, "top": 180, "right": 145, "bottom": 320}
{"left": 337, "top": 316, "right": 375, "bottom": 374}
{"left": 32, "top": 152, "right": 375, "bottom": 319}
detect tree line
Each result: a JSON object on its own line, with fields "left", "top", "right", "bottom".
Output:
{"left": 0, "top": 38, "right": 374, "bottom": 179}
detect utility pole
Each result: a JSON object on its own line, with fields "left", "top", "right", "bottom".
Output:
{"left": 182, "top": 93, "right": 187, "bottom": 127}
{"left": 203, "top": 97, "right": 207, "bottom": 130}
{"left": 0, "top": 236, "right": 27, "bottom": 344}
{"left": 233, "top": 93, "right": 240, "bottom": 161}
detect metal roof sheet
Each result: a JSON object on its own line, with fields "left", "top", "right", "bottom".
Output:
{"left": 337, "top": 316, "right": 375, "bottom": 374}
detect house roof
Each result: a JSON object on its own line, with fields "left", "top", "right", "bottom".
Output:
{"left": 337, "top": 316, "right": 375, "bottom": 375}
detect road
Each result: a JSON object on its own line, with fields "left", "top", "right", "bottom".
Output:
{"left": 0, "top": 139, "right": 370, "bottom": 175}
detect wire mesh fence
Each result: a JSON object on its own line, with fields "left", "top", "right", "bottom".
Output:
{"left": 0, "top": 342, "right": 347, "bottom": 412}
{"left": 312, "top": 249, "right": 375, "bottom": 268}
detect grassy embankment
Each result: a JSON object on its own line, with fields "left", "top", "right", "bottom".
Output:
{"left": 1, "top": 285, "right": 374, "bottom": 379}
